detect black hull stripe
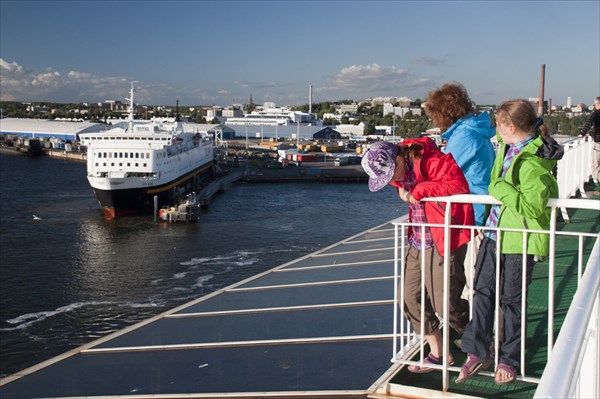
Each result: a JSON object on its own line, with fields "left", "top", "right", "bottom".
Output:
{"left": 147, "top": 163, "right": 213, "bottom": 194}
{"left": 92, "top": 163, "right": 213, "bottom": 211}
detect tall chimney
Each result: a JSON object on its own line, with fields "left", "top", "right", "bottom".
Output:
{"left": 309, "top": 84, "right": 313, "bottom": 115}
{"left": 538, "top": 64, "right": 545, "bottom": 116}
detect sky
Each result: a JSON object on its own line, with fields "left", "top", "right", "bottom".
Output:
{"left": 1, "top": 0, "right": 598, "bottom": 107}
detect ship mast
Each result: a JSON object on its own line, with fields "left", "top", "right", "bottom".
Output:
{"left": 127, "top": 83, "right": 135, "bottom": 132}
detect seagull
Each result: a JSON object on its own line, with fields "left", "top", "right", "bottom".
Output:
{"left": 32, "top": 215, "right": 42, "bottom": 220}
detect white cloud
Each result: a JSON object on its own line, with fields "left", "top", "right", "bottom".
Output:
{"left": 0, "top": 59, "right": 132, "bottom": 102}
{"left": 321, "top": 63, "right": 432, "bottom": 98}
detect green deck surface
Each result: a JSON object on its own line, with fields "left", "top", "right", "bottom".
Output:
{"left": 390, "top": 182, "right": 600, "bottom": 398}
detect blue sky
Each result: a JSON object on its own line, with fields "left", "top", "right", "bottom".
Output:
{"left": 1, "top": 0, "right": 598, "bottom": 107}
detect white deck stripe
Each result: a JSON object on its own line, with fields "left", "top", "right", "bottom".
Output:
{"left": 82, "top": 334, "right": 394, "bottom": 354}
{"left": 167, "top": 300, "right": 394, "bottom": 318}
{"left": 277, "top": 258, "right": 393, "bottom": 271}
{"left": 228, "top": 275, "right": 393, "bottom": 292}
{"left": 309, "top": 246, "right": 394, "bottom": 257}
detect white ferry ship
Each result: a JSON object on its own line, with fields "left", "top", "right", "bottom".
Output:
{"left": 79, "top": 85, "right": 214, "bottom": 219}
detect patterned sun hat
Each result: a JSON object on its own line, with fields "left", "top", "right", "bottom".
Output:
{"left": 361, "top": 141, "right": 398, "bottom": 192}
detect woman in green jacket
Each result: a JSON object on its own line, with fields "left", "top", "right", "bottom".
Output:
{"left": 456, "top": 99, "right": 563, "bottom": 385}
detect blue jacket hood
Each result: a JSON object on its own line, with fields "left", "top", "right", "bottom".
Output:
{"left": 440, "top": 112, "right": 496, "bottom": 226}
{"left": 441, "top": 112, "right": 496, "bottom": 141}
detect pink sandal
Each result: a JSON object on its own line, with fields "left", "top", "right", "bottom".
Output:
{"left": 408, "top": 353, "right": 454, "bottom": 374}
{"left": 455, "top": 353, "right": 493, "bottom": 383}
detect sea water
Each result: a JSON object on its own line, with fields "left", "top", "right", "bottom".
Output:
{"left": 0, "top": 152, "right": 407, "bottom": 378}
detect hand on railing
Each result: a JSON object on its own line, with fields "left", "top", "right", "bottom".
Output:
{"left": 398, "top": 187, "right": 419, "bottom": 205}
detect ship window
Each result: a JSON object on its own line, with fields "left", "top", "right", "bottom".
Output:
{"left": 119, "top": 163, "right": 123, "bottom": 167}
{"left": 146, "top": 153, "right": 150, "bottom": 159}
{"left": 119, "top": 152, "right": 123, "bottom": 158}
{"left": 130, "top": 152, "right": 133, "bottom": 158}
{"left": 143, "top": 163, "right": 147, "bottom": 167}
{"left": 95, "top": 163, "right": 98, "bottom": 166}
{"left": 104, "top": 152, "right": 107, "bottom": 158}
{"left": 135, "top": 163, "right": 139, "bottom": 167}
{"left": 111, "top": 163, "right": 114, "bottom": 166}
{"left": 103, "top": 163, "right": 107, "bottom": 166}
{"left": 124, "top": 153, "right": 128, "bottom": 158}
{"left": 114, "top": 152, "right": 117, "bottom": 157}
{"left": 127, "top": 163, "right": 130, "bottom": 167}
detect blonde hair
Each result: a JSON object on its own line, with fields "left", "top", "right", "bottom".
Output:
{"left": 496, "top": 99, "right": 550, "bottom": 137}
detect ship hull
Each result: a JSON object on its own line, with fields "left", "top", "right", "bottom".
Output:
{"left": 91, "top": 162, "right": 214, "bottom": 218}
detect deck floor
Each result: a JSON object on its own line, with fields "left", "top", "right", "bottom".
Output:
{"left": 0, "top": 223, "right": 402, "bottom": 398}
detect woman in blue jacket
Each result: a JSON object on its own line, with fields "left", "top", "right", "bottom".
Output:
{"left": 424, "top": 82, "right": 496, "bottom": 226}
{"left": 424, "top": 82, "right": 497, "bottom": 307}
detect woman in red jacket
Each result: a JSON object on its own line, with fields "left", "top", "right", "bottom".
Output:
{"left": 362, "top": 137, "right": 474, "bottom": 372}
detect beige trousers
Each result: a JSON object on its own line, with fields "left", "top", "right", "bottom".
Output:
{"left": 403, "top": 244, "right": 469, "bottom": 335}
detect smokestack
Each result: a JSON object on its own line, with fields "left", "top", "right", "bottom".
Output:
{"left": 309, "top": 84, "right": 313, "bottom": 115}
{"left": 538, "top": 64, "right": 545, "bottom": 116}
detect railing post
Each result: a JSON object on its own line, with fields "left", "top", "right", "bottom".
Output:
{"left": 401, "top": 224, "right": 407, "bottom": 353}
{"left": 393, "top": 223, "right": 399, "bottom": 361}
{"left": 442, "top": 200, "right": 452, "bottom": 392}
{"left": 521, "top": 232, "right": 528, "bottom": 377}
{"left": 548, "top": 206, "right": 557, "bottom": 356}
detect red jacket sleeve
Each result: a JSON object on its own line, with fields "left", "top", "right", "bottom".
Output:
{"left": 410, "top": 151, "right": 471, "bottom": 200}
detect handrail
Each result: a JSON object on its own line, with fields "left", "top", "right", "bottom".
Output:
{"left": 390, "top": 194, "right": 600, "bottom": 393}
{"left": 534, "top": 239, "right": 600, "bottom": 399}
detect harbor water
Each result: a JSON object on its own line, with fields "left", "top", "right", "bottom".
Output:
{"left": 0, "top": 153, "right": 407, "bottom": 379}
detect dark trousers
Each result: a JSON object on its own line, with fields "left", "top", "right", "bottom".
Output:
{"left": 461, "top": 237, "right": 534, "bottom": 368}
{"left": 403, "top": 244, "right": 469, "bottom": 335}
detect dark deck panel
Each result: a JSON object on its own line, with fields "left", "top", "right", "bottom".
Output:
{"left": 237, "top": 262, "right": 393, "bottom": 288}
{"left": 0, "top": 340, "right": 394, "bottom": 399}
{"left": 311, "top": 239, "right": 394, "bottom": 254}
{"left": 0, "top": 222, "right": 401, "bottom": 398}
{"left": 281, "top": 248, "right": 394, "bottom": 269}
{"left": 174, "top": 279, "right": 394, "bottom": 314}
{"left": 92, "top": 304, "right": 395, "bottom": 349}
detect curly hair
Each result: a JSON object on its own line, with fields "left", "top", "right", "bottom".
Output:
{"left": 423, "top": 82, "right": 474, "bottom": 131}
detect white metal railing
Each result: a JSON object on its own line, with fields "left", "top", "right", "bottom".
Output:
{"left": 391, "top": 194, "right": 600, "bottom": 393}
{"left": 534, "top": 238, "right": 599, "bottom": 399}
{"left": 556, "top": 136, "right": 595, "bottom": 221}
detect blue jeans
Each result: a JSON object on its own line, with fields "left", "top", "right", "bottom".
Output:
{"left": 461, "top": 237, "right": 534, "bottom": 368}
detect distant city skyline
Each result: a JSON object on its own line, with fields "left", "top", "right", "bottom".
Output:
{"left": 1, "top": 1, "right": 598, "bottom": 107}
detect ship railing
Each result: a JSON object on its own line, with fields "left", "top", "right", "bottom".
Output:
{"left": 390, "top": 194, "right": 600, "bottom": 394}
{"left": 556, "top": 136, "right": 595, "bottom": 221}
{"left": 534, "top": 237, "right": 599, "bottom": 399}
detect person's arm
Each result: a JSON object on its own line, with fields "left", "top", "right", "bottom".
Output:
{"left": 410, "top": 153, "right": 471, "bottom": 200}
{"left": 579, "top": 111, "right": 596, "bottom": 135}
{"left": 488, "top": 161, "right": 553, "bottom": 219}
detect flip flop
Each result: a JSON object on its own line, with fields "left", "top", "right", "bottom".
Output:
{"left": 455, "top": 353, "right": 493, "bottom": 384}
{"left": 408, "top": 353, "right": 454, "bottom": 374}
{"left": 494, "top": 363, "right": 517, "bottom": 385}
